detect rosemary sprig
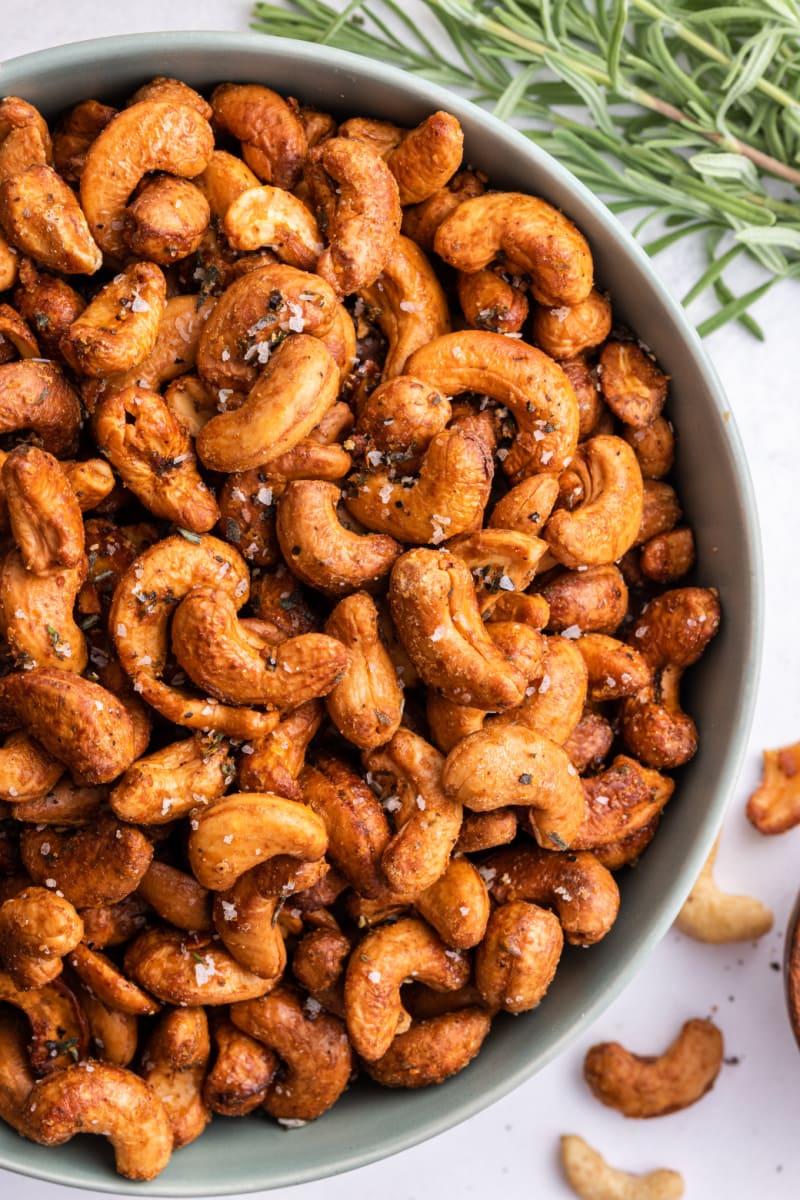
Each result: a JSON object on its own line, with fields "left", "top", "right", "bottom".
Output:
{"left": 251, "top": 0, "right": 800, "bottom": 338}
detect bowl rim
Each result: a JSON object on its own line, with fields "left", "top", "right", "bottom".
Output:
{"left": 0, "top": 29, "right": 764, "bottom": 1197}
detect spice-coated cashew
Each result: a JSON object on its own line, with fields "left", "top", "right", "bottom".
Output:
{"left": 75, "top": 983, "right": 138, "bottom": 1067}
{"left": 443, "top": 724, "right": 584, "bottom": 850}
{"left": 212, "top": 871, "right": 286, "bottom": 981}
{"left": 0, "top": 732, "right": 63, "bottom": 803}
{"left": 197, "top": 334, "right": 339, "bottom": 473}
{"left": 475, "top": 900, "right": 563, "bottom": 1013}
{"left": 300, "top": 755, "right": 390, "bottom": 899}
{"left": 137, "top": 862, "right": 212, "bottom": 933}
{"left": 0, "top": 359, "right": 81, "bottom": 456}
{"left": 203, "top": 1018, "right": 277, "bottom": 1116}
{"left": 277, "top": 479, "right": 402, "bottom": 596}
{"left": 224, "top": 185, "right": 323, "bottom": 268}
{"left": 545, "top": 436, "right": 644, "bottom": 568}
{"left": 10, "top": 779, "right": 103, "bottom": 826}
{"left": 238, "top": 700, "right": 322, "bottom": 798}
{"left": 0, "top": 549, "right": 87, "bottom": 672}
{"left": 0, "top": 302, "right": 40, "bottom": 358}
{"left": 599, "top": 340, "right": 668, "bottom": 429}
{"left": 384, "top": 111, "right": 464, "bottom": 205}
{"left": 110, "top": 533, "right": 276, "bottom": 738}
{"left": 51, "top": 98, "right": 116, "bottom": 182}
{"left": 486, "top": 845, "right": 620, "bottom": 945}
{"left": 188, "top": 792, "right": 328, "bottom": 890}
{"left": 538, "top": 563, "right": 629, "bottom": 636}
{"left": 389, "top": 548, "right": 527, "bottom": 710}
{"left": 401, "top": 167, "right": 486, "bottom": 249}
{"left": 563, "top": 708, "right": 614, "bottom": 774}
{"left": 0, "top": 972, "right": 89, "bottom": 1074}
{"left": 0, "top": 165, "right": 102, "bottom": 274}
{"left": 456, "top": 809, "right": 519, "bottom": 855}
{"left": 323, "top": 591, "right": 403, "bottom": 750}
{"left": 571, "top": 756, "right": 675, "bottom": 851}
{"left": 170, "top": 585, "right": 347, "bottom": 709}
{"left": 124, "top": 175, "right": 210, "bottom": 264}
{"left": 624, "top": 415, "right": 675, "bottom": 480}
{"left": 367, "top": 1008, "right": 491, "bottom": 1089}
{"left": 344, "top": 916, "right": 469, "bottom": 1060}
{"left": 358, "top": 235, "right": 451, "bottom": 377}
{"left": 434, "top": 191, "right": 593, "bottom": 306}
{"left": 81, "top": 99, "right": 214, "bottom": 259}
{"left": 141, "top": 1007, "right": 211, "bottom": 1148}
{"left": 61, "top": 261, "right": 167, "bottom": 377}
{"left": 193, "top": 149, "right": 260, "bottom": 219}
{"left": 78, "top": 896, "right": 149, "bottom": 950}
{"left": 0, "top": 887, "right": 84, "bottom": 989}
{"left": 291, "top": 928, "right": 351, "bottom": 1018}
{"left": 0, "top": 669, "right": 135, "bottom": 785}
{"left": 67, "top": 944, "right": 159, "bottom": 1016}
{"left": 406, "top": 330, "right": 579, "bottom": 480}
{"left": 366, "top": 728, "right": 463, "bottom": 898}
{"left": 230, "top": 986, "right": 352, "bottom": 1120}
{"left": 23, "top": 1062, "right": 173, "bottom": 1180}
{"left": 110, "top": 733, "right": 232, "bottom": 825}
{"left": 489, "top": 634, "right": 588, "bottom": 745}
{"left": 0, "top": 1009, "right": 35, "bottom": 1134}
{"left": 308, "top": 136, "right": 402, "bottom": 296}
{"left": 20, "top": 815, "right": 153, "bottom": 908}
{"left": 414, "top": 856, "right": 490, "bottom": 949}
{"left": 124, "top": 929, "right": 274, "bottom": 1006}
{"left": 211, "top": 83, "right": 307, "bottom": 191}
{"left": 457, "top": 267, "right": 529, "bottom": 334}
{"left": 92, "top": 385, "right": 219, "bottom": 531}
{"left": 127, "top": 76, "right": 213, "bottom": 118}
{"left": 532, "top": 289, "right": 611, "bottom": 360}
{"left": 575, "top": 633, "right": 651, "bottom": 701}
{"left": 583, "top": 1018, "right": 724, "bottom": 1118}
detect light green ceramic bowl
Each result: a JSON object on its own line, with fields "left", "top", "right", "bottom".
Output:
{"left": 1, "top": 31, "right": 762, "bottom": 1197}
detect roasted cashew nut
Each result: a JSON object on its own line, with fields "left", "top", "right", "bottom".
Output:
{"left": 560, "top": 1135, "right": 685, "bottom": 1200}
{"left": 583, "top": 1018, "right": 724, "bottom": 1118}
{"left": 545, "top": 436, "right": 644, "bottom": 568}
{"left": 570, "top": 755, "right": 675, "bottom": 852}
{"left": 599, "top": 340, "right": 668, "bottom": 429}
{"left": 81, "top": 99, "right": 214, "bottom": 259}
{"left": 238, "top": 700, "right": 322, "bottom": 798}
{"left": 110, "top": 733, "right": 232, "bottom": 825}
{"left": 344, "top": 916, "right": 469, "bottom": 1061}
{"left": 137, "top": 861, "right": 212, "bottom": 933}
{"left": 211, "top": 83, "right": 307, "bottom": 191}
{"left": 358, "top": 235, "right": 451, "bottom": 377}
{"left": 0, "top": 1009, "right": 35, "bottom": 1134}
{"left": 0, "top": 732, "right": 64, "bottom": 803}
{"left": 141, "top": 1007, "right": 211, "bottom": 1148}
{"left": 443, "top": 724, "right": 584, "bottom": 850}
{"left": 197, "top": 334, "right": 339, "bottom": 473}
{"left": 291, "top": 928, "right": 351, "bottom": 1018}
{"left": 277, "top": 479, "right": 402, "bottom": 596}
{"left": 563, "top": 708, "right": 614, "bottom": 774}
{"left": 746, "top": 739, "right": 800, "bottom": 835}
{"left": 675, "top": 840, "right": 773, "bottom": 943}
{"left": 68, "top": 943, "right": 159, "bottom": 1016}
{"left": 21, "top": 815, "right": 153, "bottom": 908}
{"left": 124, "top": 928, "right": 274, "bottom": 1006}
{"left": 170, "top": 585, "right": 348, "bottom": 708}
{"left": 0, "top": 548, "right": 87, "bottom": 673}
{"left": 457, "top": 267, "right": 529, "bottom": 334}
{"left": 230, "top": 986, "right": 352, "bottom": 1120}
{"left": 74, "top": 982, "right": 138, "bottom": 1067}
{"left": 0, "top": 972, "right": 89, "bottom": 1075}
{"left": 538, "top": 563, "right": 628, "bottom": 635}
{"left": 203, "top": 1018, "right": 277, "bottom": 1117}
{"left": 366, "top": 1008, "right": 491, "bottom": 1089}
{"left": 193, "top": 149, "right": 260, "bottom": 220}
{"left": 366, "top": 728, "right": 462, "bottom": 899}
{"left": 406, "top": 330, "right": 579, "bottom": 480}
{"left": 224, "top": 185, "right": 323, "bottom": 268}
{"left": 188, "top": 792, "right": 328, "bottom": 890}
{"left": 414, "top": 857, "right": 490, "bottom": 949}
{"left": 212, "top": 870, "right": 286, "bottom": 982}
{"left": 23, "top": 1063, "right": 173, "bottom": 1181}
{"left": 485, "top": 845, "right": 620, "bottom": 945}
{"left": 434, "top": 191, "right": 593, "bottom": 307}
{"left": 532, "top": 288, "right": 612, "bottom": 360}
{"left": 110, "top": 533, "right": 277, "bottom": 738}
{"left": 323, "top": 591, "right": 403, "bottom": 749}
{"left": 475, "top": 900, "right": 563, "bottom": 1014}
{"left": 61, "top": 261, "right": 167, "bottom": 377}
{"left": 300, "top": 754, "right": 390, "bottom": 899}
{"left": 0, "top": 887, "right": 84, "bottom": 989}
{"left": 124, "top": 175, "right": 210, "bottom": 264}
{"left": 575, "top": 633, "right": 651, "bottom": 701}
{"left": 0, "top": 165, "right": 102, "bottom": 274}
{"left": 0, "top": 359, "right": 81, "bottom": 456}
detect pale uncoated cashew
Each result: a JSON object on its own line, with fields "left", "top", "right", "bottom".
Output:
{"left": 61, "top": 261, "right": 167, "bottom": 377}
{"left": 188, "top": 792, "right": 328, "bottom": 890}
{"left": 23, "top": 1063, "right": 173, "bottom": 1181}
{"left": 197, "top": 334, "right": 339, "bottom": 473}
{"left": 0, "top": 165, "right": 102, "bottom": 274}
{"left": 277, "top": 479, "right": 402, "bottom": 596}
{"left": 0, "top": 669, "right": 135, "bottom": 785}
{"left": 230, "top": 986, "right": 352, "bottom": 1120}
{"left": 81, "top": 99, "right": 214, "bottom": 259}
{"left": 110, "top": 534, "right": 277, "bottom": 738}
{"left": 545, "top": 436, "right": 644, "bottom": 568}
{"left": 141, "top": 1007, "right": 211, "bottom": 1148}
{"left": 406, "top": 329, "right": 579, "bottom": 480}
{"left": 584, "top": 1018, "right": 724, "bottom": 1118}
{"left": 675, "top": 840, "right": 773, "bottom": 943}
{"left": 389, "top": 548, "right": 527, "bottom": 710}
{"left": 443, "top": 724, "right": 584, "bottom": 850}
{"left": 359, "top": 235, "right": 451, "bottom": 377}
{"left": 434, "top": 191, "right": 593, "bottom": 306}
{"left": 344, "top": 917, "right": 470, "bottom": 1061}
{"left": 170, "top": 585, "right": 348, "bottom": 709}
{"left": 324, "top": 591, "right": 403, "bottom": 749}
{"left": 560, "top": 1135, "right": 685, "bottom": 1200}
{"left": 0, "top": 887, "right": 84, "bottom": 989}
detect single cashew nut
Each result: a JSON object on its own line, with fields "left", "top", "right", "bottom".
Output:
{"left": 675, "top": 840, "right": 773, "bottom": 942}
{"left": 324, "top": 591, "right": 403, "bottom": 749}
{"left": 746, "top": 740, "right": 800, "bottom": 835}
{"left": 414, "top": 857, "right": 490, "bottom": 949}
{"left": 458, "top": 267, "right": 529, "bottom": 334}
{"left": 0, "top": 1009, "right": 35, "bottom": 1134}
{"left": 238, "top": 700, "right": 322, "bottom": 798}
{"left": 538, "top": 563, "right": 628, "bottom": 636}
{"left": 141, "top": 1007, "right": 211, "bottom": 1148}
{"left": 560, "top": 1135, "right": 685, "bottom": 1200}
{"left": 434, "top": 191, "right": 593, "bottom": 306}
{"left": 344, "top": 917, "right": 470, "bottom": 1060}
{"left": 203, "top": 1018, "right": 277, "bottom": 1117}
{"left": 0, "top": 165, "right": 102, "bottom": 274}
{"left": 366, "top": 1008, "right": 491, "bottom": 1089}
{"left": 110, "top": 733, "right": 232, "bottom": 825}
{"left": 545, "top": 436, "right": 644, "bottom": 568}
{"left": 52, "top": 98, "right": 117, "bottom": 183}
{"left": 300, "top": 755, "right": 390, "bottom": 899}
{"left": 81, "top": 100, "right": 214, "bottom": 259}
{"left": 0, "top": 887, "right": 84, "bottom": 988}
{"left": 0, "top": 972, "right": 89, "bottom": 1074}
{"left": 532, "top": 289, "right": 612, "bottom": 360}
{"left": 61, "top": 261, "right": 167, "bottom": 377}
{"left": 211, "top": 83, "right": 307, "bottom": 191}
{"left": 212, "top": 871, "right": 286, "bottom": 982}
{"left": 21, "top": 815, "right": 152, "bottom": 908}
{"left": 475, "top": 900, "right": 563, "bottom": 1013}
{"left": 599, "top": 341, "right": 668, "bottom": 429}
{"left": 124, "top": 175, "right": 210, "bottom": 264}
{"left": 571, "top": 756, "right": 675, "bottom": 852}
{"left": 358, "top": 235, "right": 451, "bottom": 377}
{"left": 23, "top": 1062, "right": 173, "bottom": 1181}
{"left": 124, "top": 928, "right": 274, "bottom": 1006}
{"left": 224, "top": 185, "right": 323, "bottom": 268}
{"left": 0, "top": 359, "right": 81, "bottom": 456}
{"left": 137, "top": 861, "right": 212, "bottom": 933}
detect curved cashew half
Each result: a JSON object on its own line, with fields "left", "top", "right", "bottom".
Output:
{"left": 443, "top": 724, "right": 584, "bottom": 850}
{"left": 414, "top": 857, "right": 490, "bottom": 949}
{"left": 211, "top": 83, "right": 307, "bottom": 191}
{"left": 675, "top": 841, "right": 773, "bottom": 942}
{"left": 81, "top": 100, "right": 214, "bottom": 259}
{"left": 359, "top": 235, "right": 451, "bottom": 377}
{"left": 367, "top": 1008, "right": 491, "bottom": 1089}
{"left": 124, "top": 175, "right": 210, "bottom": 264}
{"left": 560, "top": 1135, "right": 685, "bottom": 1200}
{"left": 212, "top": 871, "right": 286, "bottom": 981}
{"left": 583, "top": 1018, "right": 724, "bottom": 1118}
{"left": 475, "top": 900, "right": 563, "bottom": 1013}
{"left": 124, "top": 929, "right": 273, "bottom": 1006}
{"left": 0, "top": 1009, "right": 35, "bottom": 1135}
{"left": 434, "top": 191, "right": 593, "bottom": 307}
{"left": 0, "top": 165, "right": 102, "bottom": 274}
{"left": 599, "top": 340, "right": 668, "bottom": 429}
{"left": 277, "top": 479, "right": 402, "bottom": 596}
{"left": 0, "top": 972, "right": 89, "bottom": 1074}
{"left": 344, "top": 917, "right": 470, "bottom": 1060}
{"left": 0, "top": 887, "right": 83, "bottom": 988}
{"left": 141, "top": 1007, "right": 211, "bottom": 1148}
{"left": 68, "top": 944, "right": 158, "bottom": 1016}
{"left": 23, "top": 1063, "right": 173, "bottom": 1180}
{"left": 230, "top": 986, "right": 352, "bottom": 1120}
{"left": 61, "top": 261, "right": 167, "bottom": 377}
{"left": 188, "top": 792, "right": 328, "bottom": 890}
{"left": 532, "top": 289, "right": 611, "bottom": 360}
{"left": 0, "top": 731, "right": 63, "bottom": 803}
{"left": 0, "top": 669, "right": 135, "bottom": 785}
{"left": 301, "top": 754, "right": 390, "bottom": 899}
{"left": 171, "top": 585, "right": 347, "bottom": 708}
{"left": 572, "top": 756, "right": 675, "bottom": 852}
{"left": 197, "top": 334, "right": 339, "bottom": 473}
{"left": 545, "top": 436, "right": 644, "bottom": 567}
{"left": 746, "top": 740, "right": 800, "bottom": 835}
{"left": 137, "top": 861, "right": 212, "bottom": 933}
{"left": 0, "top": 548, "right": 87, "bottom": 672}
{"left": 406, "top": 330, "right": 579, "bottom": 480}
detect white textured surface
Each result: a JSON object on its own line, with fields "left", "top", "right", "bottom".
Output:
{"left": 4, "top": 3, "right": 800, "bottom": 1197}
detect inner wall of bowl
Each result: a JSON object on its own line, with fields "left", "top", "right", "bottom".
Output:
{"left": 2, "top": 34, "right": 762, "bottom": 1197}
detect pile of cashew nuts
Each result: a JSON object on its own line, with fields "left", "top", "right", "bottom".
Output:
{"left": 0, "top": 76, "right": 722, "bottom": 1182}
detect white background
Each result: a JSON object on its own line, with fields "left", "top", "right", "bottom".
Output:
{"left": 4, "top": 2, "right": 800, "bottom": 1197}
